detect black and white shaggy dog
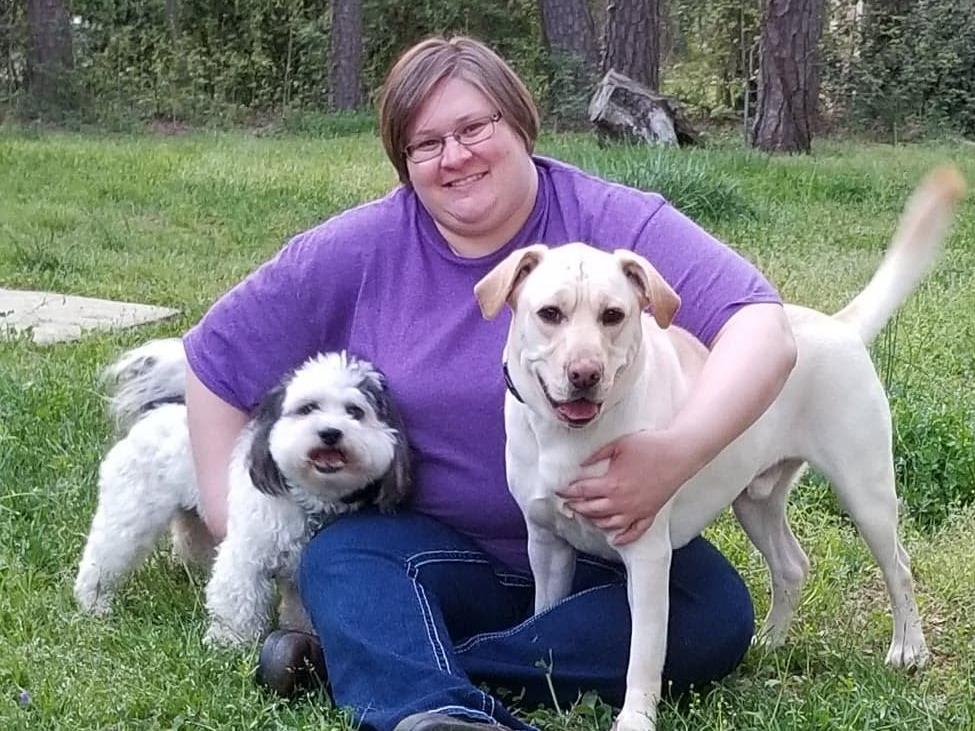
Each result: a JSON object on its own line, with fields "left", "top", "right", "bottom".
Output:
{"left": 74, "top": 339, "right": 411, "bottom": 646}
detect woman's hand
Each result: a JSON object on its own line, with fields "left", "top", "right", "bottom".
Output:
{"left": 557, "top": 429, "right": 703, "bottom": 546}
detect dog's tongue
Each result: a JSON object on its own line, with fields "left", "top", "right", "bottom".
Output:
{"left": 557, "top": 399, "right": 598, "bottom": 422}
{"left": 309, "top": 447, "right": 346, "bottom": 469}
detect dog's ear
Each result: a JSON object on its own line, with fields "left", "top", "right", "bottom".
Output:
{"left": 474, "top": 244, "right": 548, "bottom": 320}
{"left": 247, "top": 384, "right": 290, "bottom": 496}
{"left": 614, "top": 249, "right": 681, "bottom": 329}
{"left": 355, "top": 368, "right": 412, "bottom": 512}
{"left": 376, "top": 428, "right": 412, "bottom": 513}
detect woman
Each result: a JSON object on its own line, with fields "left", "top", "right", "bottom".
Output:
{"left": 184, "top": 36, "right": 796, "bottom": 731}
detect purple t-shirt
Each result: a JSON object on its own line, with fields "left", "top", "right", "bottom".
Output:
{"left": 184, "top": 156, "right": 780, "bottom": 571}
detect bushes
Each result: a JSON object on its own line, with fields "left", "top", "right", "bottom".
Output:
{"left": 67, "top": 0, "right": 333, "bottom": 125}
{"left": 823, "top": 0, "right": 975, "bottom": 139}
{"left": 1, "top": 0, "right": 544, "bottom": 127}
{"left": 539, "top": 138, "right": 754, "bottom": 226}
{"left": 5, "top": 0, "right": 975, "bottom": 138}
{"left": 891, "top": 390, "right": 975, "bottom": 531}
{"left": 578, "top": 146, "right": 754, "bottom": 226}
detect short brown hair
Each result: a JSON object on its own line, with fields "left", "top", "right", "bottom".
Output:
{"left": 379, "top": 36, "right": 540, "bottom": 185}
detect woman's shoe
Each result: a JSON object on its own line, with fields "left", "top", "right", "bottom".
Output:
{"left": 393, "top": 712, "right": 513, "bottom": 731}
{"left": 256, "top": 629, "right": 327, "bottom": 696}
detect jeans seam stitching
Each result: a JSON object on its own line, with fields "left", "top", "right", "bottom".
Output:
{"left": 407, "top": 549, "right": 486, "bottom": 562}
{"left": 406, "top": 558, "right": 452, "bottom": 674}
{"left": 403, "top": 549, "right": 524, "bottom": 673}
{"left": 406, "top": 550, "right": 531, "bottom": 584}
{"left": 454, "top": 582, "right": 623, "bottom": 654}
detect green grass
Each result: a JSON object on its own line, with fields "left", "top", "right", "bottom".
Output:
{"left": 1, "top": 129, "right": 974, "bottom": 729}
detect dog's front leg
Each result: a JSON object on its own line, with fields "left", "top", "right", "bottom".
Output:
{"left": 614, "top": 521, "right": 673, "bottom": 731}
{"left": 527, "top": 521, "right": 576, "bottom": 614}
{"left": 204, "top": 536, "right": 276, "bottom": 647}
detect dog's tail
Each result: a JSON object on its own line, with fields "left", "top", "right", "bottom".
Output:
{"left": 834, "top": 166, "right": 965, "bottom": 344}
{"left": 101, "top": 338, "right": 187, "bottom": 432}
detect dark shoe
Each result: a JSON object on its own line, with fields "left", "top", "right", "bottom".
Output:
{"left": 393, "top": 712, "right": 511, "bottom": 731}
{"left": 257, "top": 629, "right": 327, "bottom": 697}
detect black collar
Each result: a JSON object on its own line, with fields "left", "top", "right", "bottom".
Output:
{"left": 138, "top": 395, "right": 185, "bottom": 415}
{"left": 340, "top": 479, "right": 382, "bottom": 509}
{"left": 502, "top": 362, "right": 524, "bottom": 404}
{"left": 306, "top": 480, "right": 382, "bottom": 535}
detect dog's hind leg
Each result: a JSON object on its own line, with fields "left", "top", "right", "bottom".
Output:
{"left": 733, "top": 459, "right": 810, "bottom": 647}
{"left": 74, "top": 474, "right": 180, "bottom": 615}
{"left": 170, "top": 509, "right": 216, "bottom": 568}
{"left": 813, "top": 445, "right": 928, "bottom": 669}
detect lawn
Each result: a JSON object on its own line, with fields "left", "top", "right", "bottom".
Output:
{"left": 1, "top": 127, "right": 973, "bottom": 730}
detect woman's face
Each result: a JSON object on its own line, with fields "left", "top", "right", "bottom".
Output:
{"left": 405, "top": 77, "right": 536, "bottom": 251}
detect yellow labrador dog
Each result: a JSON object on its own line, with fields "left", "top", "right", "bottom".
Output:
{"left": 474, "top": 168, "right": 964, "bottom": 731}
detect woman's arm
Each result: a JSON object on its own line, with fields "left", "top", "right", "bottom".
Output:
{"left": 559, "top": 302, "right": 797, "bottom": 544}
{"left": 664, "top": 302, "right": 797, "bottom": 482}
{"left": 186, "top": 365, "right": 249, "bottom": 541}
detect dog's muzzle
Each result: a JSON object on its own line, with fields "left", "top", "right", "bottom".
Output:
{"left": 550, "top": 397, "right": 601, "bottom": 427}
{"left": 308, "top": 428, "right": 348, "bottom": 473}
{"left": 540, "top": 380, "right": 602, "bottom": 428}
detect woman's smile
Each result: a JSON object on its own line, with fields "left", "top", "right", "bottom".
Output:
{"left": 444, "top": 171, "right": 487, "bottom": 188}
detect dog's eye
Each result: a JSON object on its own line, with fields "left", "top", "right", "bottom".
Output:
{"left": 537, "top": 306, "right": 563, "bottom": 325}
{"left": 601, "top": 308, "right": 625, "bottom": 326}
{"left": 346, "top": 404, "right": 365, "bottom": 420}
{"left": 295, "top": 402, "right": 318, "bottom": 416}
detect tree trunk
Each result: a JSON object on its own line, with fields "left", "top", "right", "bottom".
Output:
{"left": 25, "top": 0, "right": 73, "bottom": 113}
{"left": 539, "top": 0, "right": 599, "bottom": 126}
{"left": 539, "top": 0, "right": 599, "bottom": 69}
{"left": 329, "top": 0, "right": 363, "bottom": 110}
{"left": 751, "top": 0, "right": 824, "bottom": 153}
{"left": 602, "top": 0, "right": 661, "bottom": 91}
{"left": 164, "top": 0, "right": 180, "bottom": 44}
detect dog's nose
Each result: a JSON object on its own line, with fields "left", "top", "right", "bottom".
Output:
{"left": 568, "top": 363, "right": 602, "bottom": 389}
{"left": 318, "top": 428, "right": 343, "bottom": 446}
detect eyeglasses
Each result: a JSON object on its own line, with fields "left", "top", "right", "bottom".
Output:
{"left": 404, "top": 112, "right": 503, "bottom": 163}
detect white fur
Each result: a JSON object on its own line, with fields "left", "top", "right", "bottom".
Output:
{"left": 475, "top": 167, "right": 965, "bottom": 731}
{"left": 75, "top": 343, "right": 408, "bottom": 647}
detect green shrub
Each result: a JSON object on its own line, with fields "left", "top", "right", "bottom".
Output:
{"left": 662, "top": 0, "right": 762, "bottom": 120}
{"left": 891, "top": 390, "right": 975, "bottom": 530}
{"left": 570, "top": 146, "right": 755, "bottom": 226}
{"left": 840, "top": 0, "right": 975, "bottom": 140}
{"left": 279, "top": 109, "right": 376, "bottom": 137}
{"left": 538, "top": 49, "right": 598, "bottom": 130}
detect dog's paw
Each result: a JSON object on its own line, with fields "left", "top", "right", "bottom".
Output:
{"left": 754, "top": 622, "right": 789, "bottom": 649}
{"left": 886, "top": 636, "right": 929, "bottom": 670}
{"left": 204, "top": 623, "right": 251, "bottom": 649}
{"left": 612, "top": 708, "right": 657, "bottom": 731}
{"left": 75, "top": 595, "right": 113, "bottom": 617}
{"left": 73, "top": 580, "right": 114, "bottom": 617}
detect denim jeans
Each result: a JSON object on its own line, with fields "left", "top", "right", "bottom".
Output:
{"left": 298, "top": 510, "right": 754, "bottom": 731}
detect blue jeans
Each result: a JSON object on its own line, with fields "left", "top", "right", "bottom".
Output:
{"left": 298, "top": 510, "right": 754, "bottom": 731}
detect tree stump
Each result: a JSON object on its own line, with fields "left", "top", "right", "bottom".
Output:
{"left": 588, "top": 69, "right": 699, "bottom": 146}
